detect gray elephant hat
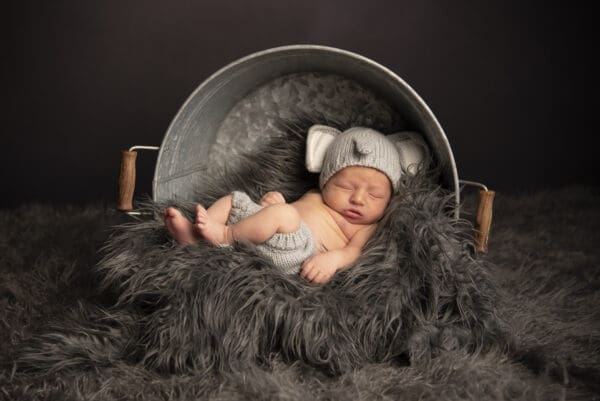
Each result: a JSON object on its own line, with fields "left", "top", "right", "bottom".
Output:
{"left": 305, "top": 125, "right": 429, "bottom": 192}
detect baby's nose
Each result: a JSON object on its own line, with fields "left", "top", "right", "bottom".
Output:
{"left": 350, "top": 190, "right": 365, "bottom": 205}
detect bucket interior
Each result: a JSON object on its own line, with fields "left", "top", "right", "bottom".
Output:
{"left": 154, "top": 46, "right": 458, "bottom": 204}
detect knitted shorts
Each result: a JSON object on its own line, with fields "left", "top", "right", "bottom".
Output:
{"left": 227, "top": 191, "right": 315, "bottom": 274}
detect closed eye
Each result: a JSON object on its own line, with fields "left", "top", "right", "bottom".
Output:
{"left": 334, "top": 183, "right": 353, "bottom": 190}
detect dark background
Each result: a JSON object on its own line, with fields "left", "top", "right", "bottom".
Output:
{"left": 3, "top": 1, "right": 597, "bottom": 208}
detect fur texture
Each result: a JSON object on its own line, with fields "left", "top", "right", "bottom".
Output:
{"left": 1, "top": 124, "right": 599, "bottom": 400}
{"left": 83, "top": 121, "right": 508, "bottom": 376}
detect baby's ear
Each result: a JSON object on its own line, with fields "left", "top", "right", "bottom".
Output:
{"left": 387, "top": 131, "right": 430, "bottom": 175}
{"left": 306, "top": 125, "right": 341, "bottom": 172}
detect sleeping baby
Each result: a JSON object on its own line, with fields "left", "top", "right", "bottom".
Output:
{"left": 164, "top": 125, "right": 426, "bottom": 284}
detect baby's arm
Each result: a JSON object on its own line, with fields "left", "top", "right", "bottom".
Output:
{"left": 301, "top": 225, "right": 375, "bottom": 284}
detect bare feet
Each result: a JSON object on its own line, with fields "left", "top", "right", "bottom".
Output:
{"left": 194, "top": 204, "right": 232, "bottom": 246}
{"left": 163, "top": 207, "right": 199, "bottom": 245}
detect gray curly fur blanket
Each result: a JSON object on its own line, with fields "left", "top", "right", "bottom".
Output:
{"left": 92, "top": 122, "right": 509, "bottom": 374}
{"left": 1, "top": 124, "right": 599, "bottom": 400}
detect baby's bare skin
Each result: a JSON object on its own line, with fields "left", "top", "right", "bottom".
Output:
{"left": 193, "top": 191, "right": 365, "bottom": 252}
{"left": 291, "top": 191, "right": 369, "bottom": 253}
{"left": 164, "top": 166, "right": 391, "bottom": 284}
{"left": 196, "top": 201, "right": 300, "bottom": 246}
{"left": 163, "top": 208, "right": 199, "bottom": 245}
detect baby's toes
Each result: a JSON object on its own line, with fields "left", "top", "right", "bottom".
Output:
{"left": 167, "top": 207, "right": 182, "bottom": 219}
{"left": 195, "top": 205, "right": 208, "bottom": 223}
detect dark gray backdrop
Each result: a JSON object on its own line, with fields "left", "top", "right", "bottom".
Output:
{"left": 3, "top": 1, "right": 597, "bottom": 208}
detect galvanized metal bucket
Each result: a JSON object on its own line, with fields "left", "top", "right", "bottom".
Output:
{"left": 118, "top": 45, "right": 494, "bottom": 252}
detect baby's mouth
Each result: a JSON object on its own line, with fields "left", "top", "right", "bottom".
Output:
{"left": 343, "top": 208, "right": 363, "bottom": 219}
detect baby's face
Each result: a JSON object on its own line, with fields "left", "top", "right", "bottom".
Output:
{"left": 322, "top": 166, "right": 392, "bottom": 225}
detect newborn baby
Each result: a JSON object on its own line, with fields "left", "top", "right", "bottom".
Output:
{"left": 164, "top": 125, "right": 426, "bottom": 284}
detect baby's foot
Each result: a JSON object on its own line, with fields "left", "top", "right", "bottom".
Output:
{"left": 163, "top": 207, "right": 199, "bottom": 245}
{"left": 194, "top": 204, "right": 232, "bottom": 246}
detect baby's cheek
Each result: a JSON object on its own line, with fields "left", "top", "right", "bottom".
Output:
{"left": 372, "top": 205, "right": 388, "bottom": 220}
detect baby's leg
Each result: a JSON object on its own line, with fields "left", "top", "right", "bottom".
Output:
{"left": 164, "top": 195, "right": 233, "bottom": 246}
{"left": 196, "top": 203, "right": 301, "bottom": 246}
{"left": 204, "top": 194, "right": 233, "bottom": 223}
{"left": 163, "top": 207, "right": 199, "bottom": 245}
{"left": 192, "top": 194, "right": 233, "bottom": 239}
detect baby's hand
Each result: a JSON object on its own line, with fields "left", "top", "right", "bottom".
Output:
{"left": 300, "top": 254, "right": 339, "bottom": 284}
{"left": 260, "top": 191, "right": 286, "bottom": 206}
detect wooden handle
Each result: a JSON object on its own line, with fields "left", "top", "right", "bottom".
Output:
{"left": 475, "top": 189, "right": 495, "bottom": 253}
{"left": 117, "top": 150, "right": 137, "bottom": 211}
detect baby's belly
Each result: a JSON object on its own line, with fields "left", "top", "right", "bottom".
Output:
{"left": 298, "top": 211, "right": 349, "bottom": 253}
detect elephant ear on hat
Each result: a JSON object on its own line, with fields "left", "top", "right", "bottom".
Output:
{"left": 305, "top": 124, "right": 341, "bottom": 173}
{"left": 387, "top": 131, "right": 430, "bottom": 175}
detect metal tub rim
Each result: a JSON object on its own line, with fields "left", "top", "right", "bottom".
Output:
{"left": 154, "top": 44, "right": 459, "bottom": 211}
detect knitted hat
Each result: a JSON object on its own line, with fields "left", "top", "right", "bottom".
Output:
{"left": 305, "top": 125, "right": 429, "bottom": 193}
{"left": 307, "top": 125, "right": 401, "bottom": 192}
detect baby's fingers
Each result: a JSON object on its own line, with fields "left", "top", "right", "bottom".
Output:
{"left": 303, "top": 266, "right": 325, "bottom": 284}
{"left": 301, "top": 260, "right": 316, "bottom": 280}
{"left": 313, "top": 270, "right": 331, "bottom": 284}
{"left": 307, "top": 270, "right": 320, "bottom": 283}
{"left": 300, "top": 262, "right": 311, "bottom": 278}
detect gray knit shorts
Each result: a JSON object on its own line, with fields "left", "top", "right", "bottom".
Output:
{"left": 227, "top": 191, "right": 315, "bottom": 274}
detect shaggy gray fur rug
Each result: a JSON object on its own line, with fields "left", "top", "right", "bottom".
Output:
{"left": 1, "top": 131, "right": 599, "bottom": 400}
